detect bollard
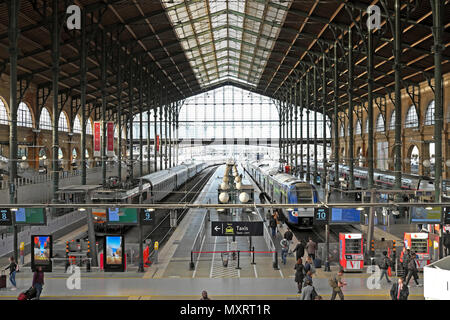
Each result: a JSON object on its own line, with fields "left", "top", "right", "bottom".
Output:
{"left": 236, "top": 251, "right": 241, "bottom": 270}
{"left": 273, "top": 251, "right": 279, "bottom": 270}
{"left": 189, "top": 251, "right": 195, "bottom": 270}
{"left": 251, "top": 246, "right": 256, "bottom": 265}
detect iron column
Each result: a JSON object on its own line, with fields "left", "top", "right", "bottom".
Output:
{"left": 394, "top": 0, "right": 403, "bottom": 192}
{"left": 313, "top": 66, "right": 318, "bottom": 184}
{"left": 80, "top": 9, "right": 87, "bottom": 185}
{"left": 348, "top": 27, "right": 355, "bottom": 190}
{"left": 101, "top": 30, "right": 107, "bottom": 187}
{"left": 333, "top": 44, "right": 339, "bottom": 189}
{"left": 322, "top": 54, "right": 328, "bottom": 189}
{"left": 306, "top": 72, "right": 310, "bottom": 182}
{"left": 367, "top": 28, "right": 375, "bottom": 189}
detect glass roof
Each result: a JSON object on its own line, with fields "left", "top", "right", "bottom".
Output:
{"left": 162, "top": 0, "right": 292, "bottom": 89}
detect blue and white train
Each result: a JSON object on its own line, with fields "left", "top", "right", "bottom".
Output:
{"left": 245, "top": 161, "right": 319, "bottom": 229}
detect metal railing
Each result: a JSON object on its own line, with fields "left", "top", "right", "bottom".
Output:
{"left": 189, "top": 209, "right": 208, "bottom": 269}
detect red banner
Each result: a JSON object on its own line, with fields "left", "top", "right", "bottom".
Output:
{"left": 93, "top": 121, "right": 101, "bottom": 157}
{"left": 156, "top": 135, "right": 160, "bottom": 152}
{"left": 107, "top": 121, "right": 114, "bottom": 156}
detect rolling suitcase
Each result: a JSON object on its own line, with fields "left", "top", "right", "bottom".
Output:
{"left": 0, "top": 271, "right": 7, "bottom": 289}
{"left": 18, "top": 287, "right": 37, "bottom": 300}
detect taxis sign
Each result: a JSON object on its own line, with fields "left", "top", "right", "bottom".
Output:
{"left": 211, "top": 221, "right": 263, "bottom": 237}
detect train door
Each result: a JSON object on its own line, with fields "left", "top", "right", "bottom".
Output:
{"left": 404, "top": 233, "right": 430, "bottom": 269}
{"left": 339, "top": 233, "right": 364, "bottom": 272}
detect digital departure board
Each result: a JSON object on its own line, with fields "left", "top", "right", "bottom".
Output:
{"left": 14, "top": 208, "right": 46, "bottom": 225}
{"left": 411, "top": 207, "right": 442, "bottom": 223}
{"left": 0, "top": 209, "right": 12, "bottom": 226}
{"left": 330, "top": 208, "right": 361, "bottom": 224}
{"left": 107, "top": 208, "right": 138, "bottom": 225}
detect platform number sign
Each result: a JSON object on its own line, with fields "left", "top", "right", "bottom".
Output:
{"left": 0, "top": 209, "right": 12, "bottom": 226}
{"left": 140, "top": 209, "right": 153, "bottom": 225}
{"left": 313, "top": 207, "right": 329, "bottom": 226}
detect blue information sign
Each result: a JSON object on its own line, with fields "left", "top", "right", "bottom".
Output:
{"left": 330, "top": 208, "right": 361, "bottom": 224}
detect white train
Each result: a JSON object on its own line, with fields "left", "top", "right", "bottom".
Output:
{"left": 245, "top": 160, "right": 319, "bottom": 229}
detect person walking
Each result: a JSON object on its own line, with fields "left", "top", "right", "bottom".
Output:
{"left": 378, "top": 251, "right": 392, "bottom": 284}
{"left": 304, "top": 256, "right": 316, "bottom": 275}
{"left": 280, "top": 238, "right": 289, "bottom": 265}
{"left": 32, "top": 266, "right": 45, "bottom": 300}
{"left": 294, "top": 258, "right": 305, "bottom": 294}
{"left": 329, "top": 268, "right": 346, "bottom": 300}
{"left": 300, "top": 279, "right": 318, "bottom": 300}
{"left": 200, "top": 290, "right": 210, "bottom": 300}
{"left": 293, "top": 239, "right": 305, "bottom": 261}
{"left": 284, "top": 228, "right": 294, "bottom": 255}
{"left": 405, "top": 253, "right": 421, "bottom": 287}
{"left": 390, "top": 278, "right": 409, "bottom": 300}
{"left": 303, "top": 270, "right": 313, "bottom": 287}
{"left": 444, "top": 230, "right": 450, "bottom": 257}
{"left": 3, "top": 256, "right": 17, "bottom": 290}
{"left": 306, "top": 237, "right": 317, "bottom": 260}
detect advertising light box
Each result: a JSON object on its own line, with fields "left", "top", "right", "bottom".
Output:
{"left": 330, "top": 208, "right": 361, "bottom": 224}
{"left": 31, "top": 235, "right": 52, "bottom": 272}
{"left": 14, "top": 208, "right": 46, "bottom": 225}
{"left": 411, "top": 207, "right": 442, "bottom": 223}
{"left": 107, "top": 208, "right": 138, "bottom": 225}
{"left": 104, "top": 235, "right": 125, "bottom": 272}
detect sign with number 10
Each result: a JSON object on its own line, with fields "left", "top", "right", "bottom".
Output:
{"left": 313, "top": 207, "right": 329, "bottom": 226}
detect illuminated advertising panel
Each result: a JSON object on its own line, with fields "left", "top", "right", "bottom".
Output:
{"left": 31, "top": 235, "right": 52, "bottom": 272}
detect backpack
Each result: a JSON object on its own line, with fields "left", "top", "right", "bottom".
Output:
{"left": 328, "top": 276, "right": 338, "bottom": 288}
{"left": 280, "top": 239, "right": 288, "bottom": 248}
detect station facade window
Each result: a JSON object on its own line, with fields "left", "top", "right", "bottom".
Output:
{"left": 39, "top": 108, "right": 52, "bottom": 130}
{"left": 389, "top": 111, "right": 396, "bottom": 130}
{"left": 0, "top": 99, "right": 8, "bottom": 125}
{"left": 73, "top": 115, "right": 82, "bottom": 133}
{"left": 58, "top": 112, "right": 69, "bottom": 132}
{"left": 405, "top": 105, "right": 419, "bottom": 128}
{"left": 424, "top": 100, "right": 435, "bottom": 126}
{"left": 364, "top": 118, "right": 368, "bottom": 134}
{"left": 375, "top": 114, "right": 384, "bottom": 132}
{"left": 18, "top": 102, "right": 33, "bottom": 128}
{"left": 355, "top": 120, "right": 362, "bottom": 135}
{"left": 86, "top": 118, "right": 93, "bottom": 135}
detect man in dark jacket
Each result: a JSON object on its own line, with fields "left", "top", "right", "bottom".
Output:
{"left": 400, "top": 248, "right": 410, "bottom": 279}
{"left": 378, "top": 251, "right": 392, "bottom": 283}
{"left": 284, "top": 228, "right": 294, "bottom": 254}
{"left": 294, "top": 240, "right": 305, "bottom": 261}
{"left": 306, "top": 237, "right": 317, "bottom": 260}
{"left": 405, "top": 253, "right": 421, "bottom": 286}
{"left": 32, "top": 266, "right": 45, "bottom": 300}
{"left": 390, "top": 278, "right": 409, "bottom": 300}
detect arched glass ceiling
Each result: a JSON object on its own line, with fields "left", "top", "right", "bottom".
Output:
{"left": 162, "top": 0, "right": 292, "bottom": 89}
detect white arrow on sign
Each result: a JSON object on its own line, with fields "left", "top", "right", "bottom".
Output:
{"left": 214, "top": 226, "right": 220, "bottom": 232}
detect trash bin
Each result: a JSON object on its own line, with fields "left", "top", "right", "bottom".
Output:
{"left": 221, "top": 252, "right": 229, "bottom": 267}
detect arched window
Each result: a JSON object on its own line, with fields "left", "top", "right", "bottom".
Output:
{"left": 58, "top": 112, "right": 69, "bottom": 132}
{"left": 405, "top": 105, "right": 419, "bottom": 128}
{"left": 389, "top": 111, "right": 396, "bottom": 130}
{"left": 73, "top": 115, "right": 82, "bottom": 133}
{"left": 18, "top": 102, "right": 33, "bottom": 127}
{"left": 0, "top": 99, "right": 8, "bottom": 125}
{"left": 425, "top": 100, "right": 435, "bottom": 126}
{"left": 355, "top": 120, "right": 362, "bottom": 134}
{"left": 86, "top": 118, "right": 93, "bottom": 135}
{"left": 339, "top": 124, "right": 345, "bottom": 137}
{"left": 364, "top": 118, "right": 369, "bottom": 133}
{"left": 39, "top": 108, "right": 52, "bottom": 130}
{"left": 376, "top": 114, "right": 385, "bottom": 132}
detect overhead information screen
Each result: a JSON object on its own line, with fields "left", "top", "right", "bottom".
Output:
{"left": 107, "top": 208, "right": 138, "bottom": 225}
{"left": 14, "top": 208, "right": 46, "bottom": 225}
{"left": 410, "top": 207, "right": 442, "bottom": 223}
{"left": 330, "top": 208, "right": 361, "bottom": 224}
{"left": 0, "top": 209, "right": 12, "bottom": 226}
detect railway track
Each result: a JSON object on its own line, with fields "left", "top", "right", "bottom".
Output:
{"left": 124, "top": 165, "right": 218, "bottom": 248}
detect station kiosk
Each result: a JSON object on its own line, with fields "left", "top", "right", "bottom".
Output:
{"left": 404, "top": 232, "right": 431, "bottom": 269}
{"left": 339, "top": 233, "right": 364, "bottom": 272}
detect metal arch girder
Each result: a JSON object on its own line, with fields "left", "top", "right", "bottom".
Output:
{"left": 18, "top": 75, "right": 33, "bottom": 103}
{"left": 403, "top": 82, "right": 421, "bottom": 124}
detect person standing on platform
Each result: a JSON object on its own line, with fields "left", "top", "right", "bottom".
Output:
{"left": 303, "top": 270, "right": 314, "bottom": 287}
{"left": 3, "top": 256, "right": 17, "bottom": 290}
{"left": 294, "top": 239, "right": 306, "bottom": 261}
{"left": 444, "top": 230, "right": 450, "bottom": 257}
{"left": 294, "top": 258, "right": 305, "bottom": 294}
{"left": 32, "top": 266, "right": 44, "bottom": 300}
{"left": 405, "top": 253, "right": 421, "bottom": 287}
{"left": 306, "top": 237, "right": 317, "bottom": 260}
{"left": 269, "top": 212, "right": 277, "bottom": 238}
{"left": 300, "top": 279, "right": 318, "bottom": 300}
{"left": 304, "top": 256, "right": 316, "bottom": 275}
{"left": 379, "top": 251, "right": 392, "bottom": 284}
{"left": 390, "top": 278, "right": 409, "bottom": 300}
{"left": 329, "top": 268, "right": 346, "bottom": 300}
{"left": 284, "top": 228, "right": 294, "bottom": 255}
{"left": 280, "top": 238, "right": 289, "bottom": 265}
{"left": 400, "top": 247, "right": 411, "bottom": 279}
